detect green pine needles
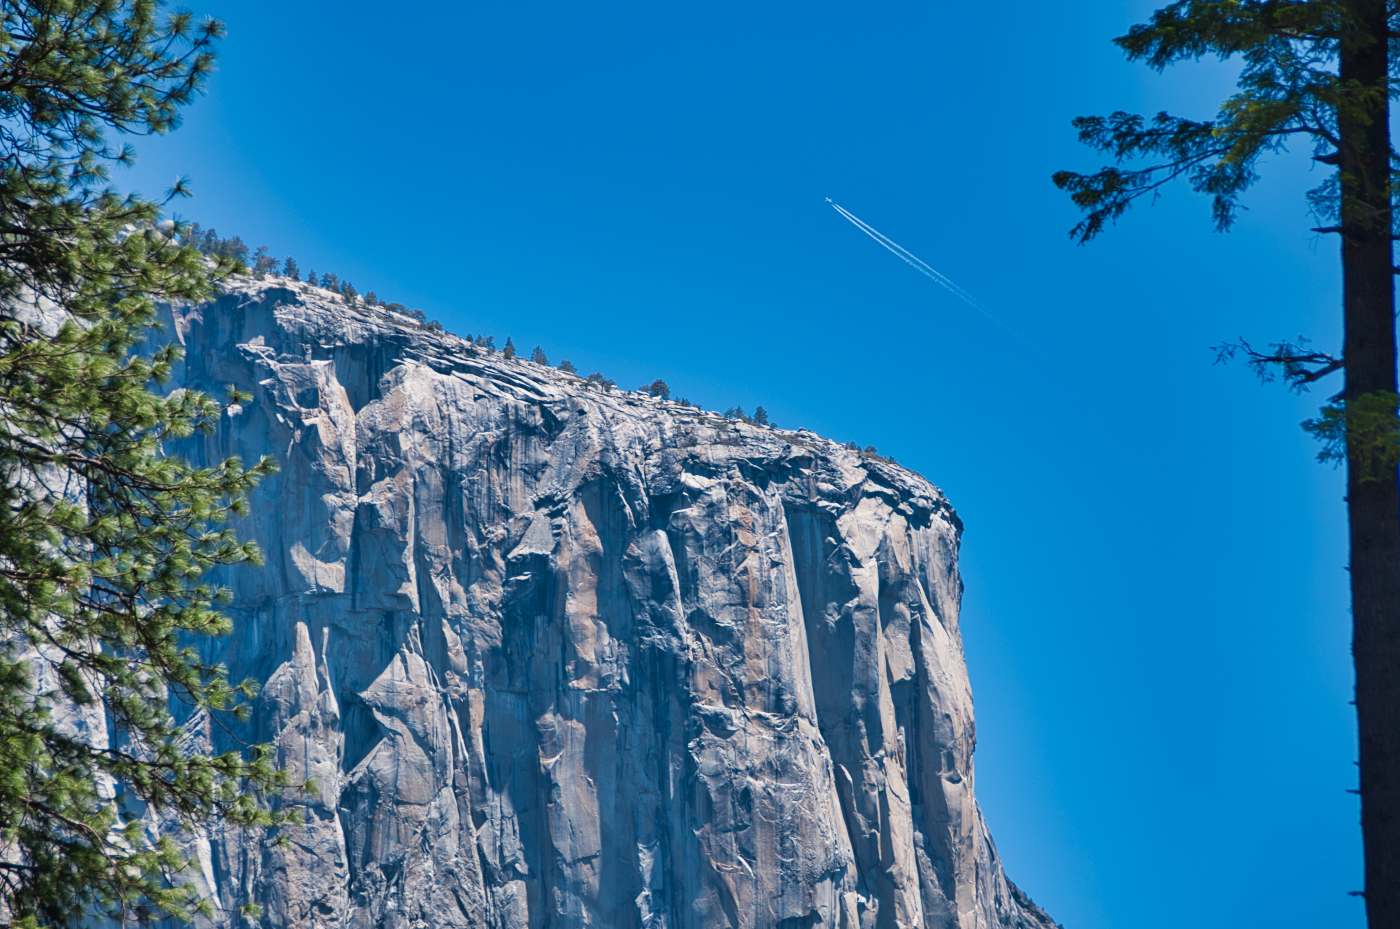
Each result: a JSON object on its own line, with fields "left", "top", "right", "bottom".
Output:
{"left": 1053, "top": 0, "right": 1400, "bottom": 483}
{"left": 0, "top": 294, "right": 287, "bottom": 927}
{"left": 1052, "top": 1, "right": 1361, "bottom": 243}
{"left": 0, "top": 1, "right": 288, "bottom": 925}
{"left": 1303, "top": 390, "right": 1400, "bottom": 478}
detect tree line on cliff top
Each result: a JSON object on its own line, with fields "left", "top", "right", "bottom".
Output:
{"left": 174, "top": 230, "right": 804, "bottom": 435}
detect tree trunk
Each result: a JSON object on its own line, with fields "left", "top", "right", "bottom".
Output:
{"left": 1339, "top": 3, "right": 1400, "bottom": 926}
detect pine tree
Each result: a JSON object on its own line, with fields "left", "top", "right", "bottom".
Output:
{"left": 531, "top": 345, "right": 548, "bottom": 365}
{"left": 305, "top": 269, "right": 317, "bottom": 289}
{"left": 283, "top": 256, "right": 299, "bottom": 281}
{"left": 558, "top": 359, "right": 576, "bottom": 374}
{"left": 0, "top": 1, "right": 288, "bottom": 924}
{"left": 640, "top": 379, "right": 670, "bottom": 399}
{"left": 212, "top": 233, "right": 247, "bottom": 264}
{"left": 503, "top": 337, "right": 516, "bottom": 360}
{"left": 752, "top": 406, "right": 769, "bottom": 426}
{"left": 253, "top": 245, "right": 276, "bottom": 278}
{"left": 1055, "top": 4, "right": 1399, "bottom": 924}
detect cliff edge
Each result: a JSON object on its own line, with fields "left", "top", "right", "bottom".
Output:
{"left": 160, "top": 278, "right": 1057, "bottom": 929}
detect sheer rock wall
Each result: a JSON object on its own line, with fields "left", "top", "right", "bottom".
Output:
{"left": 161, "top": 280, "right": 1057, "bottom": 929}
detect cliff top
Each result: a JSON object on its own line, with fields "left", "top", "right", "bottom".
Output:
{"left": 192, "top": 274, "right": 962, "bottom": 536}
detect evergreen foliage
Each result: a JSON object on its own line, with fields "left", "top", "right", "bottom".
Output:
{"left": 752, "top": 406, "right": 769, "bottom": 426}
{"left": 531, "top": 345, "right": 548, "bottom": 366}
{"left": 178, "top": 224, "right": 439, "bottom": 338}
{"left": 558, "top": 359, "right": 576, "bottom": 374}
{"left": 503, "top": 337, "right": 516, "bottom": 360}
{"left": 640, "top": 379, "right": 670, "bottom": 399}
{"left": 0, "top": 1, "right": 290, "bottom": 924}
{"left": 181, "top": 225, "right": 247, "bottom": 266}
{"left": 252, "top": 246, "right": 276, "bottom": 280}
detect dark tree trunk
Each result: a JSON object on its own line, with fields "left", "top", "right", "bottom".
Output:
{"left": 1339, "top": 3, "right": 1400, "bottom": 926}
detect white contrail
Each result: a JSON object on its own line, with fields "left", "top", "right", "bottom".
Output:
{"left": 831, "top": 201, "right": 995, "bottom": 319}
{"left": 831, "top": 202, "right": 986, "bottom": 309}
{"left": 831, "top": 200, "right": 1022, "bottom": 339}
{"left": 828, "top": 200, "right": 1028, "bottom": 344}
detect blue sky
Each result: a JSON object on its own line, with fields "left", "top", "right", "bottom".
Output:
{"left": 122, "top": 1, "right": 1362, "bottom": 926}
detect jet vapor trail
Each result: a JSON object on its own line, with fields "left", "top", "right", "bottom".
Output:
{"left": 831, "top": 202, "right": 984, "bottom": 309}
{"left": 827, "top": 200, "right": 1028, "bottom": 344}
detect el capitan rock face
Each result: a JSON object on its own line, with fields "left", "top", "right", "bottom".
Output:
{"left": 160, "top": 278, "right": 1057, "bottom": 929}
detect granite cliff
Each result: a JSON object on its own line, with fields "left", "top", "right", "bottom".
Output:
{"left": 158, "top": 278, "right": 1058, "bottom": 929}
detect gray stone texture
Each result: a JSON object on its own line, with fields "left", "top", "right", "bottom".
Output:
{"left": 158, "top": 279, "right": 1058, "bottom": 929}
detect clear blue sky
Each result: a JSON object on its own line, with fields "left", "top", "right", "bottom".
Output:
{"left": 121, "top": 2, "right": 1362, "bottom": 927}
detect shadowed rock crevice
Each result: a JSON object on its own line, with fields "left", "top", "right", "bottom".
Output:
{"left": 155, "top": 280, "right": 1059, "bottom": 929}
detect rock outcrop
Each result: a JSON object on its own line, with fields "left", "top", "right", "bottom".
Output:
{"left": 160, "top": 278, "right": 1057, "bottom": 929}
